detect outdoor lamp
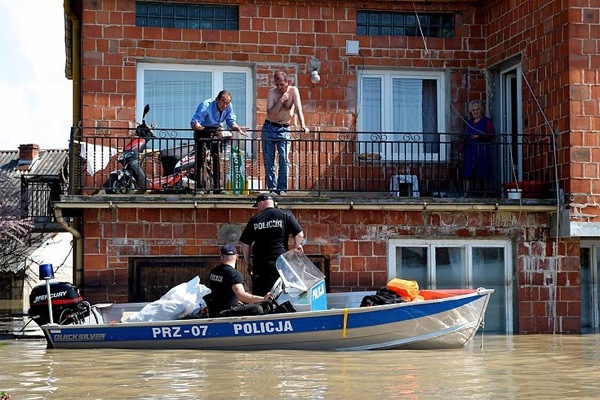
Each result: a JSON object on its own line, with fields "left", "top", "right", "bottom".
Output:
{"left": 310, "top": 70, "right": 321, "bottom": 84}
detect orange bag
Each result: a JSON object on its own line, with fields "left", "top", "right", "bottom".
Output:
{"left": 387, "top": 278, "right": 420, "bottom": 301}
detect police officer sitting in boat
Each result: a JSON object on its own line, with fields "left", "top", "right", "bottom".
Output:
{"left": 205, "top": 245, "right": 274, "bottom": 317}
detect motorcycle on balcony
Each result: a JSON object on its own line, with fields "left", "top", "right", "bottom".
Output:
{"left": 104, "top": 104, "right": 196, "bottom": 194}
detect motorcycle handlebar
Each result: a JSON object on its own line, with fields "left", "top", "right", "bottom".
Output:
{"left": 135, "top": 122, "right": 154, "bottom": 138}
{"left": 135, "top": 104, "right": 154, "bottom": 137}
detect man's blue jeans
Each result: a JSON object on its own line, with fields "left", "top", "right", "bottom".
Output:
{"left": 262, "top": 124, "right": 290, "bottom": 192}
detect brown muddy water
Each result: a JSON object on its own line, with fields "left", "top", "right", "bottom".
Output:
{"left": 1, "top": 333, "right": 599, "bottom": 399}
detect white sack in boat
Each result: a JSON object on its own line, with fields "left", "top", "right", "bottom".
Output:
{"left": 122, "top": 276, "right": 211, "bottom": 322}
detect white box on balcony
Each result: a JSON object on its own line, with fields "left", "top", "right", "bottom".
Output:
{"left": 246, "top": 178, "right": 263, "bottom": 192}
{"left": 390, "top": 175, "right": 420, "bottom": 197}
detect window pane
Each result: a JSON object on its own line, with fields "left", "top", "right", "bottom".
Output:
{"left": 223, "top": 72, "right": 252, "bottom": 154}
{"left": 580, "top": 247, "right": 591, "bottom": 331}
{"left": 361, "top": 77, "right": 381, "bottom": 132}
{"left": 392, "top": 78, "right": 422, "bottom": 132}
{"left": 472, "top": 247, "right": 506, "bottom": 332}
{"left": 435, "top": 247, "right": 464, "bottom": 288}
{"left": 395, "top": 246, "right": 428, "bottom": 287}
{"left": 422, "top": 79, "right": 439, "bottom": 153}
{"left": 223, "top": 72, "right": 247, "bottom": 126}
{"left": 0, "top": 278, "right": 11, "bottom": 300}
{"left": 390, "top": 78, "right": 423, "bottom": 159}
{"left": 357, "top": 11, "right": 367, "bottom": 25}
{"left": 359, "top": 77, "right": 383, "bottom": 155}
{"left": 144, "top": 70, "right": 212, "bottom": 133}
{"left": 596, "top": 247, "right": 600, "bottom": 331}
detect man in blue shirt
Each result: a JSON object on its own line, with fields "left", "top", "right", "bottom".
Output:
{"left": 191, "top": 90, "right": 247, "bottom": 193}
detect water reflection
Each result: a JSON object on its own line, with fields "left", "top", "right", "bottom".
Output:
{"left": 1, "top": 334, "right": 600, "bottom": 399}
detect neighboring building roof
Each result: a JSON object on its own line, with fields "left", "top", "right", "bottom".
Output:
{"left": 0, "top": 145, "right": 68, "bottom": 207}
{"left": 0, "top": 145, "right": 69, "bottom": 274}
{"left": 0, "top": 146, "right": 68, "bottom": 178}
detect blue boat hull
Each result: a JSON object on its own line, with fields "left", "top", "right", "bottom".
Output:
{"left": 41, "top": 288, "right": 493, "bottom": 351}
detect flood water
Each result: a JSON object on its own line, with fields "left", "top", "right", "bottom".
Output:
{"left": 1, "top": 334, "right": 599, "bottom": 399}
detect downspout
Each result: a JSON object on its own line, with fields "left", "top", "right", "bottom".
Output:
{"left": 64, "top": 0, "right": 82, "bottom": 124}
{"left": 54, "top": 207, "right": 83, "bottom": 288}
{"left": 63, "top": 0, "right": 84, "bottom": 288}
{"left": 54, "top": 207, "right": 81, "bottom": 241}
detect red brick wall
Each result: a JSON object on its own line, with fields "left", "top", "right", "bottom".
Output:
{"left": 487, "top": 1, "right": 600, "bottom": 211}
{"left": 81, "top": 207, "right": 562, "bottom": 328}
{"left": 79, "top": 0, "right": 488, "bottom": 132}
{"left": 484, "top": 0, "right": 597, "bottom": 333}
{"left": 566, "top": 5, "right": 600, "bottom": 220}
{"left": 486, "top": 1, "right": 571, "bottom": 186}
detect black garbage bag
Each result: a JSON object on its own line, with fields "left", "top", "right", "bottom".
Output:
{"left": 360, "top": 287, "right": 406, "bottom": 307}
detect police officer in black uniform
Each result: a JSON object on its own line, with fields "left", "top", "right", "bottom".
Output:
{"left": 206, "top": 244, "right": 274, "bottom": 318}
{"left": 240, "top": 193, "right": 305, "bottom": 296}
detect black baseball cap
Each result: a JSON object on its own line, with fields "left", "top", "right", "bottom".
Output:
{"left": 220, "top": 244, "right": 237, "bottom": 255}
{"left": 253, "top": 193, "right": 273, "bottom": 207}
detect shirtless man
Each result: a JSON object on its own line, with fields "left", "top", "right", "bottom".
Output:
{"left": 262, "top": 71, "right": 309, "bottom": 195}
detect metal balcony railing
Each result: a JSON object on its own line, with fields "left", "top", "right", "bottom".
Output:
{"left": 68, "top": 127, "right": 555, "bottom": 200}
{"left": 20, "top": 176, "right": 67, "bottom": 230}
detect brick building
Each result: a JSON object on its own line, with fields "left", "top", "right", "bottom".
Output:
{"left": 58, "top": 0, "right": 600, "bottom": 333}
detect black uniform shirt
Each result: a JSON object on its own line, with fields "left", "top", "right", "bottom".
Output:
{"left": 239, "top": 207, "right": 303, "bottom": 272}
{"left": 208, "top": 263, "right": 245, "bottom": 314}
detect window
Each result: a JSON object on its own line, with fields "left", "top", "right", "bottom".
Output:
{"left": 358, "top": 70, "right": 448, "bottom": 161}
{"left": 356, "top": 10, "right": 454, "bottom": 38}
{"left": 136, "top": 2, "right": 239, "bottom": 30}
{"left": 388, "top": 239, "right": 513, "bottom": 333}
{"left": 580, "top": 241, "right": 600, "bottom": 332}
{"left": 0, "top": 277, "right": 11, "bottom": 300}
{"left": 136, "top": 63, "right": 253, "bottom": 136}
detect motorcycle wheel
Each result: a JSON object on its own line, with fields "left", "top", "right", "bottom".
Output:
{"left": 106, "top": 174, "right": 135, "bottom": 194}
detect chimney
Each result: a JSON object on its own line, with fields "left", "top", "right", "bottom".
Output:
{"left": 19, "top": 144, "right": 40, "bottom": 161}
{"left": 17, "top": 144, "right": 40, "bottom": 170}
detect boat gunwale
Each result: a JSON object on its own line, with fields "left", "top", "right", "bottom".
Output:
{"left": 41, "top": 288, "right": 492, "bottom": 331}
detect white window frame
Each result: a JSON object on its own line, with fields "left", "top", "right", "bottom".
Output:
{"left": 136, "top": 62, "right": 254, "bottom": 130}
{"left": 357, "top": 69, "right": 449, "bottom": 162}
{"left": 388, "top": 238, "right": 513, "bottom": 333}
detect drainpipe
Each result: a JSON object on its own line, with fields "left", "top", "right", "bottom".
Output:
{"left": 64, "top": 0, "right": 82, "bottom": 192}
{"left": 63, "top": 0, "right": 84, "bottom": 288}
{"left": 54, "top": 207, "right": 83, "bottom": 288}
{"left": 63, "top": 0, "right": 82, "bottom": 125}
{"left": 54, "top": 207, "right": 81, "bottom": 241}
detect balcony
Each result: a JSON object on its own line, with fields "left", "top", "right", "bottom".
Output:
{"left": 67, "top": 127, "right": 556, "bottom": 206}
{"left": 20, "top": 176, "right": 68, "bottom": 231}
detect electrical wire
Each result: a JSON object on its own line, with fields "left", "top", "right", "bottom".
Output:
{"left": 520, "top": 71, "right": 562, "bottom": 334}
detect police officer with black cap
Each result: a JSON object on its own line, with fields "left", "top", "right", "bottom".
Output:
{"left": 206, "top": 244, "right": 274, "bottom": 317}
{"left": 239, "top": 193, "right": 305, "bottom": 295}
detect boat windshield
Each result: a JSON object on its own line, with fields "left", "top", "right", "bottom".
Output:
{"left": 275, "top": 251, "right": 325, "bottom": 296}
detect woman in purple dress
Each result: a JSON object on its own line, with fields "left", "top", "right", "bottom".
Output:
{"left": 462, "top": 100, "right": 496, "bottom": 197}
